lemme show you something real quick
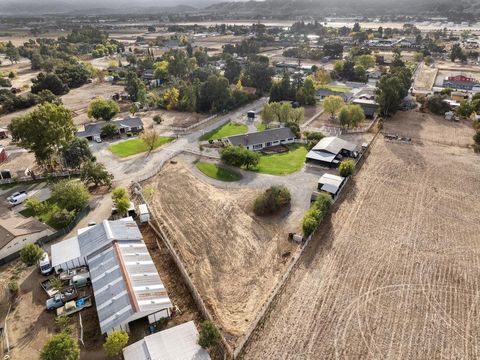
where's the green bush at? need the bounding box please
[302,192,332,236]
[254,186,291,216]
[198,320,220,349]
[40,332,80,360]
[103,330,129,357]
[52,209,75,228]
[8,280,19,296]
[339,159,355,177]
[153,114,163,124]
[20,243,44,266]
[220,145,259,169]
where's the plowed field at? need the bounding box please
[242,111,480,359]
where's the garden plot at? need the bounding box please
[242,111,480,359]
[144,160,297,346]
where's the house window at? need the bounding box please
[266,142,272,147]
[253,144,263,150]
[273,141,280,144]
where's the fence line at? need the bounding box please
[0,170,80,185]
[133,183,231,358]
[234,126,382,358]
[156,114,218,133]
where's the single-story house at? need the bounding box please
[225,128,296,151]
[51,219,173,334]
[306,136,357,168]
[76,116,144,141]
[352,98,378,118]
[318,173,346,198]
[0,214,54,262]
[123,321,211,360]
[316,89,353,102]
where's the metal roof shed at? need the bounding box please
[318,173,346,197]
[123,321,211,360]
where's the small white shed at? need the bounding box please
[138,204,150,223]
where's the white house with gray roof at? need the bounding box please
[51,219,173,334]
[225,127,296,151]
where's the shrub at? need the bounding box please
[220,145,259,169]
[103,330,129,357]
[198,320,220,349]
[8,280,19,296]
[0,77,12,87]
[426,95,451,115]
[339,159,355,177]
[153,114,163,124]
[51,180,90,212]
[24,196,45,216]
[55,315,72,334]
[301,192,332,236]
[52,209,75,228]
[254,186,291,216]
[40,332,80,360]
[20,243,44,266]
[377,117,384,130]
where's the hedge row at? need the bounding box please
[302,192,332,236]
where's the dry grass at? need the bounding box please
[144,160,296,346]
[242,110,480,359]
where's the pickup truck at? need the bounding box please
[46,287,77,311]
[59,267,90,281]
[41,278,67,298]
[56,297,92,316]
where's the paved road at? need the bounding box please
[95,97,268,185]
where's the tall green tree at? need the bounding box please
[125,72,147,103]
[62,138,93,168]
[87,97,120,121]
[9,103,75,166]
[51,180,90,212]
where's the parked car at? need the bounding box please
[46,287,77,311]
[8,192,28,206]
[38,252,53,275]
[6,191,26,202]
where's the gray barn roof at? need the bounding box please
[227,127,296,147]
[311,136,357,155]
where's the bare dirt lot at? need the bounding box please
[144,160,297,345]
[241,110,480,359]
[0,81,125,127]
[141,109,209,129]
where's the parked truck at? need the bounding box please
[46,287,77,311]
[56,297,93,316]
[59,267,89,281]
[41,278,66,298]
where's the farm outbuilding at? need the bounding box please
[123,321,211,360]
[306,137,357,168]
[51,218,173,334]
[318,173,346,198]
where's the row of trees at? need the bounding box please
[269,72,316,106]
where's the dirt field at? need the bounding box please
[414,63,438,91]
[141,109,209,129]
[0,81,125,127]
[241,110,480,359]
[144,160,297,345]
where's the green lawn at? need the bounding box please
[255,123,267,131]
[254,145,308,176]
[200,122,248,141]
[20,201,64,230]
[196,162,242,182]
[108,137,174,157]
[319,85,352,93]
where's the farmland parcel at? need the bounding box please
[242,111,480,359]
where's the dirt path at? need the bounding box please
[241,112,480,359]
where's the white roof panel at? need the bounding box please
[51,236,81,268]
[123,321,211,360]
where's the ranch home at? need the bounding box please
[225,128,297,151]
[51,218,173,334]
[76,116,144,141]
[0,213,54,263]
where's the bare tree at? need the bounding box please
[141,129,160,156]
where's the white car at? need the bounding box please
[7,191,26,202]
[8,192,28,206]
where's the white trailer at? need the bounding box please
[138,203,150,223]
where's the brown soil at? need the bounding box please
[242,110,480,359]
[144,160,296,346]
